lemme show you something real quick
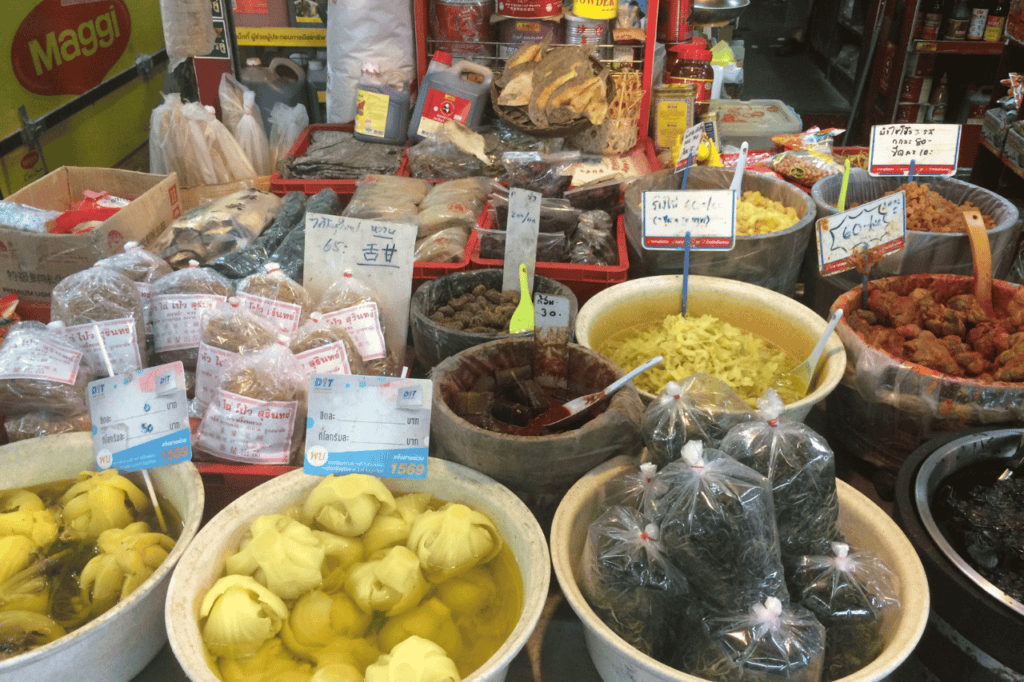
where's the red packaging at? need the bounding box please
[432,0,494,57]
[657,0,694,42]
[494,0,561,19]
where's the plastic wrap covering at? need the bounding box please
[154,99,256,188]
[769,150,842,188]
[0,321,94,416]
[289,312,366,378]
[315,271,399,376]
[0,200,59,233]
[603,463,667,517]
[804,170,1022,316]
[580,506,690,662]
[570,210,616,265]
[4,411,91,442]
[195,298,280,411]
[236,264,311,333]
[268,102,309,172]
[50,266,147,375]
[150,262,233,372]
[790,542,900,682]
[208,191,307,280]
[650,441,786,613]
[96,242,173,284]
[640,376,757,466]
[342,175,431,223]
[686,597,825,682]
[719,391,840,566]
[196,339,307,465]
[416,178,491,237]
[501,150,580,198]
[624,168,816,295]
[830,274,1024,471]
[150,189,282,269]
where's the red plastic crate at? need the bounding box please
[469,208,629,306]
[195,462,298,526]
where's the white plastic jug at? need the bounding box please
[408,57,493,142]
[240,57,308,129]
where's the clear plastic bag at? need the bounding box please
[149,93,180,176]
[315,270,398,376]
[271,189,342,284]
[150,261,234,371]
[570,209,617,266]
[687,597,826,682]
[489,192,581,236]
[207,191,305,280]
[580,506,690,662]
[651,441,786,613]
[159,0,215,70]
[4,411,91,442]
[415,178,491,237]
[604,462,667,514]
[218,73,249,137]
[0,200,59,233]
[415,227,469,263]
[342,175,430,222]
[268,102,309,173]
[234,90,272,176]
[719,390,841,566]
[235,263,311,333]
[770,150,842,189]
[563,176,629,212]
[501,150,580,198]
[641,375,757,467]
[174,101,257,188]
[408,131,489,180]
[475,224,567,262]
[289,311,366,379]
[0,321,94,417]
[789,542,900,681]
[96,242,173,285]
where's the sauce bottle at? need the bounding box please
[929,73,949,122]
[985,0,1008,40]
[665,38,714,117]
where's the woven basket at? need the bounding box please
[569,117,639,155]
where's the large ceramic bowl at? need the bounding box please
[0,432,204,682]
[551,458,930,682]
[575,274,846,419]
[166,458,550,682]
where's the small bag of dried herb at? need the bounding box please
[651,441,787,614]
[641,375,757,467]
[580,505,690,662]
[569,210,617,266]
[501,150,580,198]
[719,389,841,567]
[685,597,826,682]
[790,542,899,681]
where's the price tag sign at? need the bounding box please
[534,292,570,328]
[815,191,907,275]
[869,123,961,176]
[87,362,191,472]
[503,188,542,293]
[304,375,432,479]
[675,123,705,171]
[641,190,736,250]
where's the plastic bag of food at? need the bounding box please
[415,178,491,237]
[771,126,843,154]
[790,542,900,681]
[96,242,174,340]
[218,73,249,136]
[314,270,398,376]
[719,390,840,566]
[0,201,59,233]
[489,194,581,235]
[50,265,147,376]
[207,191,306,279]
[641,376,757,466]
[173,101,257,188]
[475,225,567,262]
[580,506,690,662]
[420,177,491,209]
[415,227,469,263]
[196,337,307,465]
[604,462,667,514]
[4,411,91,442]
[150,261,233,371]
[0,321,94,416]
[236,263,311,334]
[271,189,342,283]
[563,176,629,213]
[687,597,825,682]
[342,175,429,223]
[234,90,272,176]
[289,311,366,379]
[268,102,309,172]
[570,210,617,265]
[770,150,842,188]
[651,441,786,613]
[150,189,282,269]
[501,150,580,198]
[195,297,280,411]
[407,123,493,180]
[149,93,183,176]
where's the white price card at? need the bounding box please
[642,190,736,250]
[504,188,542,293]
[869,123,961,176]
[304,214,416,364]
[534,292,570,328]
[87,362,191,473]
[305,375,432,478]
[675,123,705,171]
[815,191,907,276]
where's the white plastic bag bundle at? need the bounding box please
[235,91,272,175]
[176,102,256,187]
[218,73,248,134]
[158,0,215,71]
[149,93,182,175]
[268,102,309,171]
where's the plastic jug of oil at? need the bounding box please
[240,56,307,127]
[354,63,412,144]
[407,53,493,142]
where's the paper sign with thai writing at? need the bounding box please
[815,191,907,275]
[503,188,541,293]
[534,292,570,328]
[88,362,191,473]
[304,214,416,364]
[869,123,960,176]
[675,123,705,170]
[642,190,736,250]
[304,375,432,478]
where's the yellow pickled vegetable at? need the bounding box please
[736,191,799,236]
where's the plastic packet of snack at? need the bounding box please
[208,191,307,280]
[488,194,581,235]
[150,261,234,371]
[415,227,469,263]
[475,224,567,262]
[342,175,428,223]
[563,176,629,212]
[0,321,94,417]
[771,126,845,154]
[770,150,842,188]
[0,200,60,233]
[289,311,366,379]
[314,270,398,376]
[570,210,616,266]
[235,262,311,334]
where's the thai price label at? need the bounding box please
[815,191,907,275]
[534,292,570,328]
[134,282,154,336]
[295,342,353,380]
[194,342,239,411]
[504,188,541,293]
[237,292,303,334]
[0,336,81,385]
[869,123,960,176]
[305,375,432,479]
[642,190,737,250]
[151,294,228,352]
[321,301,387,361]
[197,392,298,465]
[88,362,190,473]
[675,122,705,170]
[62,318,142,377]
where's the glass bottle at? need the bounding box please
[967,0,990,39]
[944,0,971,38]
[984,0,1008,40]
[929,73,949,122]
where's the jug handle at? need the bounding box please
[268,57,306,83]
[453,60,494,85]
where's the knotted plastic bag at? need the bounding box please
[289,311,366,379]
[268,102,309,172]
[790,542,900,681]
[719,389,841,566]
[150,261,233,371]
[236,263,312,334]
[315,270,399,376]
[604,462,667,515]
[641,375,757,466]
[235,91,272,176]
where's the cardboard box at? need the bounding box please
[1,167,181,311]
[1004,126,1024,171]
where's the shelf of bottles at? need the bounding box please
[915,0,1010,47]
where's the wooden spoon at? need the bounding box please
[963,208,994,317]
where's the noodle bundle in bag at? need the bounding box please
[0,321,94,417]
[95,242,174,340]
[315,270,399,376]
[194,297,279,413]
[50,265,147,376]
[196,337,307,465]
[236,263,311,334]
[719,390,841,566]
[790,542,900,681]
[289,312,366,380]
[641,375,757,467]
[686,597,825,682]
[150,261,233,373]
[342,175,430,223]
[652,441,786,613]
[581,506,690,661]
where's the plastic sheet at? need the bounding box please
[4,411,91,442]
[0,321,94,417]
[580,506,690,662]
[267,103,309,173]
[719,390,840,566]
[570,210,616,266]
[640,375,757,466]
[208,191,307,280]
[650,441,786,613]
[272,189,342,283]
[0,201,59,233]
[150,262,234,371]
[624,168,816,295]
